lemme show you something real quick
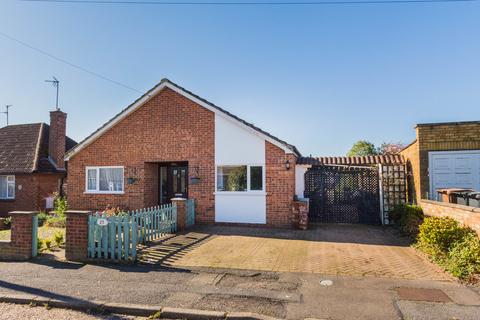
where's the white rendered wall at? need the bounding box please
[214,114,266,224]
[295,165,310,198]
[215,194,266,223]
[215,114,265,165]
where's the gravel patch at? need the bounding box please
[196,294,286,318]
[218,272,299,292]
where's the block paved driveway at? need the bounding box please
[145,224,451,281]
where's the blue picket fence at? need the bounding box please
[186,199,195,228]
[87,203,177,261]
[131,205,177,243]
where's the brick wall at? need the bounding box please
[0,173,62,216]
[420,199,480,237]
[266,142,297,227]
[0,211,36,260]
[401,122,480,202]
[67,87,216,223]
[400,139,420,203]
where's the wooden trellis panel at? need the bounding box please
[380,164,407,224]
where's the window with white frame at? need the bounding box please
[85,167,124,193]
[0,175,15,199]
[216,165,264,192]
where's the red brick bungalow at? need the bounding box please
[65,79,301,227]
[0,111,76,216]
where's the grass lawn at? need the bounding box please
[0,226,65,242]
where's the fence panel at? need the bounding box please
[130,204,177,244]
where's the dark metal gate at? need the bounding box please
[304,165,381,224]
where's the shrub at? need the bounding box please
[53,192,68,217]
[37,212,48,226]
[3,216,12,228]
[417,217,469,256]
[446,233,480,279]
[102,205,128,217]
[37,238,43,251]
[45,215,66,228]
[54,231,64,247]
[44,238,52,250]
[390,204,424,238]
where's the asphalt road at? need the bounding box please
[0,258,479,319]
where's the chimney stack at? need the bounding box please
[49,110,67,170]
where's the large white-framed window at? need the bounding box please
[216,165,265,193]
[85,166,124,194]
[0,175,15,199]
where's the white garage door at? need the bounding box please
[429,150,480,198]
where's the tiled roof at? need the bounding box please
[297,154,405,166]
[0,123,77,174]
[66,78,301,158]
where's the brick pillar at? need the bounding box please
[172,198,187,232]
[65,210,90,261]
[292,200,309,230]
[8,211,38,260]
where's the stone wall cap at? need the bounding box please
[8,211,38,215]
[171,198,187,201]
[65,210,92,214]
[420,199,478,213]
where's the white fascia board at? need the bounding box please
[66,81,294,160]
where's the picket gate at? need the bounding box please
[87,203,177,261]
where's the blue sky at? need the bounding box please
[0,0,479,156]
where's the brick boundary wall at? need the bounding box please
[419,200,480,237]
[65,210,91,261]
[0,211,37,261]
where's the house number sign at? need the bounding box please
[97,218,109,226]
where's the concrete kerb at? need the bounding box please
[0,293,283,320]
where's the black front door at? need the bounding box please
[168,166,188,199]
[160,164,188,204]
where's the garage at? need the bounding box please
[429,150,480,198]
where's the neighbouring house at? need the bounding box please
[400,121,480,203]
[65,79,300,227]
[0,110,76,216]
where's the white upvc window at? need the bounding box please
[216,165,265,193]
[0,175,15,199]
[85,166,124,194]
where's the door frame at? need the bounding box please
[158,162,189,204]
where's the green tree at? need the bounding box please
[347,140,378,157]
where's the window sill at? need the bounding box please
[214,192,267,196]
[0,198,15,202]
[84,191,125,195]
